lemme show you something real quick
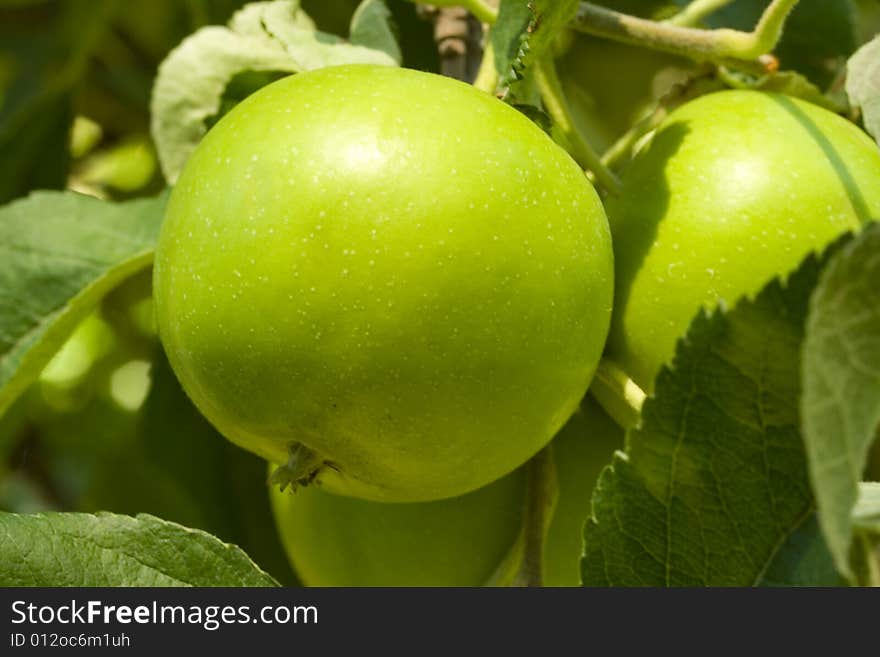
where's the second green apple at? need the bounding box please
[270,397,623,587]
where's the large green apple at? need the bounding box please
[606,89,880,391]
[154,64,614,502]
[269,397,623,586]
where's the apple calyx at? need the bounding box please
[269,443,328,492]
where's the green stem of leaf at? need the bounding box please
[472,42,499,93]
[665,0,736,28]
[534,60,623,195]
[571,0,799,63]
[589,359,646,430]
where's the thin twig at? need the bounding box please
[571,0,799,65]
[535,61,623,195]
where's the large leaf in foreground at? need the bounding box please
[0,190,168,417]
[582,249,840,586]
[802,223,880,581]
[0,512,277,586]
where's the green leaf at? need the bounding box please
[519,0,581,66]
[757,513,845,586]
[150,15,300,184]
[0,190,168,418]
[250,0,397,69]
[846,35,880,143]
[0,511,278,586]
[151,0,397,183]
[583,248,840,586]
[489,0,539,104]
[350,0,402,64]
[491,0,578,99]
[803,223,880,581]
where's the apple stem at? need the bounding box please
[570,0,799,66]
[534,60,623,196]
[665,0,736,28]
[589,359,646,431]
[484,445,558,587]
[519,446,558,587]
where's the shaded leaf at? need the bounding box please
[757,513,845,586]
[583,247,840,586]
[350,0,401,64]
[0,190,168,417]
[847,36,880,142]
[802,223,880,581]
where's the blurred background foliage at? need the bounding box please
[1,0,878,583]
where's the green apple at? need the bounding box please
[270,397,623,586]
[154,64,613,502]
[606,89,880,391]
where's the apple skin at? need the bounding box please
[269,397,623,586]
[271,455,526,587]
[154,64,613,502]
[606,89,880,391]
